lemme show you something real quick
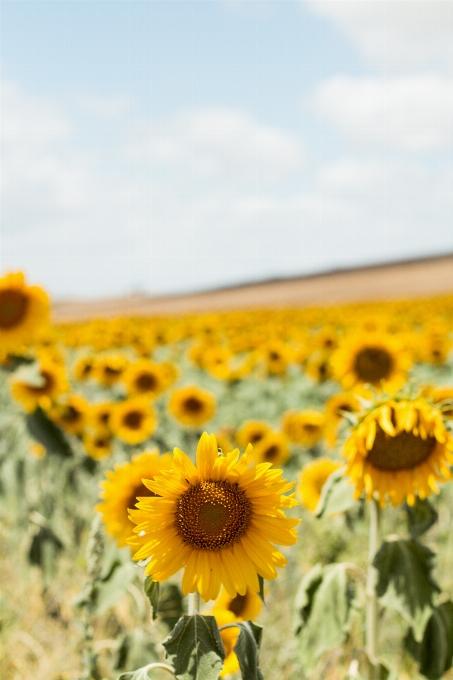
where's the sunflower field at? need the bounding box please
[2,271,453,680]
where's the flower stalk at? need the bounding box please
[188,590,201,615]
[366,497,381,680]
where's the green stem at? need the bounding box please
[188,590,201,615]
[143,663,175,677]
[366,497,381,680]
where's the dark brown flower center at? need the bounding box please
[262,445,280,461]
[354,347,393,384]
[228,592,248,617]
[183,397,203,414]
[135,372,158,392]
[29,370,54,395]
[367,426,436,471]
[127,481,157,510]
[175,480,252,550]
[62,405,81,423]
[123,409,144,429]
[249,431,266,444]
[104,366,122,378]
[0,289,29,329]
[303,423,320,433]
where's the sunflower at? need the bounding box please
[73,354,95,382]
[431,387,453,418]
[331,332,411,393]
[10,357,69,412]
[128,432,300,601]
[0,271,50,355]
[83,430,113,460]
[305,351,332,383]
[281,410,325,447]
[94,352,129,387]
[259,340,293,376]
[110,397,157,445]
[88,401,115,431]
[168,385,216,427]
[325,393,360,447]
[202,346,233,381]
[343,398,453,507]
[122,359,169,397]
[49,394,89,435]
[97,450,173,547]
[212,586,262,622]
[253,431,290,466]
[236,421,271,450]
[213,609,241,677]
[299,459,342,512]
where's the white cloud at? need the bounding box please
[310,74,453,151]
[306,0,453,69]
[73,92,132,119]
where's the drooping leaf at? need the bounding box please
[315,469,356,518]
[405,498,438,539]
[374,539,439,640]
[143,575,160,621]
[293,563,324,634]
[233,621,264,680]
[26,407,73,458]
[297,563,353,673]
[163,614,225,680]
[159,583,185,630]
[28,525,64,574]
[419,601,453,679]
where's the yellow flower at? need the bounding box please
[299,459,342,512]
[253,431,290,466]
[431,387,453,418]
[128,432,300,601]
[94,352,129,387]
[343,398,453,507]
[29,442,46,459]
[0,271,50,355]
[325,393,360,446]
[213,586,262,622]
[214,609,240,677]
[259,340,293,376]
[97,449,173,547]
[168,385,216,427]
[282,410,325,447]
[110,397,157,445]
[202,346,233,380]
[83,430,113,460]
[236,421,271,450]
[331,332,412,393]
[72,354,95,382]
[10,357,69,412]
[122,359,169,397]
[88,401,115,431]
[49,394,89,435]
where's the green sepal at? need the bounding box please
[143,575,160,621]
[373,538,439,640]
[162,614,225,680]
[233,621,264,680]
[315,468,356,518]
[26,407,73,458]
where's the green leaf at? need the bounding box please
[143,575,160,621]
[26,407,73,458]
[233,621,264,680]
[419,601,453,679]
[406,499,438,539]
[293,563,324,634]
[374,538,439,640]
[159,583,185,631]
[297,563,353,673]
[315,469,356,518]
[95,562,136,615]
[257,575,265,604]
[163,614,225,680]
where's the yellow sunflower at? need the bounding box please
[212,586,263,622]
[128,432,300,602]
[10,357,69,412]
[97,450,173,547]
[325,393,360,446]
[343,398,453,507]
[88,401,115,431]
[236,421,271,450]
[110,397,157,445]
[72,354,95,382]
[431,387,453,418]
[299,459,342,512]
[282,410,325,447]
[331,332,412,393]
[83,430,113,460]
[213,609,241,677]
[253,431,290,466]
[0,271,50,355]
[48,394,89,435]
[168,385,216,427]
[94,352,129,387]
[122,359,169,397]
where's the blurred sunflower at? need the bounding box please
[325,393,360,446]
[88,401,114,431]
[282,410,325,447]
[299,459,342,512]
[202,346,233,380]
[72,354,95,382]
[94,352,129,387]
[11,356,69,412]
[331,332,411,393]
[236,421,271,450]
[344,398,453,507]
[110,397,157,445]
[122,359,169,397]
[168,385,216,427]
[0,271,50,355]
[213,609,241,677]
[49,394,89,435]
[253,431,290,466]
[83,430,113,460]
[128,432,300,601]
[431,387,453,418]
[97,449,172,547]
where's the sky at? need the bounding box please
[1,0,452,299]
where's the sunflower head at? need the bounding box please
[83,430,113,460]
[253,431,290,466]
[431,387,453,419]
[73,354,95,382]
[49,394,89,435]
[128,432,300,601]
[110,396,157,445]
[88,401,115,431]
[10,357,69,412]
[299,459,342,512]
[235,421,271,450]
[282,410,325,447]
[168,385,216,427]
[94,353,129,386]
[0,271,50,354]
[343,397,453,507]
[122,359,169,397]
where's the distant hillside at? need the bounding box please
[53,253,453,323]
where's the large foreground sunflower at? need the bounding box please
[344,398,453,507]
[128,433,300,601]
[97,450,173,547]
[0,271,50,355]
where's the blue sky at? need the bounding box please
[1,1,452,299]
